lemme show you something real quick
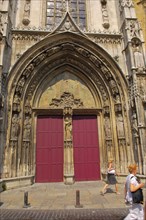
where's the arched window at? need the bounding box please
[46,0,86,30]
[70,0,86,30]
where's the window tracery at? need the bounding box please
[46,0,86,30]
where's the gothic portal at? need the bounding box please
[0,0,146,189]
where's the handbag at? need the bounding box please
[131,188,143,204]
[108,169,115,174]
[130,176,143,204]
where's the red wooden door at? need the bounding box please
[73,115,100,181]
[36,116,63,182]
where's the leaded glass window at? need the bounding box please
[46,0,86,30]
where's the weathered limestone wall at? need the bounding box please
[0,0,145,189]
[133,0,146,50]
[11,0,128,79]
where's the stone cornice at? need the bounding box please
[11,28,122,42]
[12,27,122,35]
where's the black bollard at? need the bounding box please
[75,190,83,208]
[23,191,31,208]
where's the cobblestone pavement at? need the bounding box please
[1,181,128,210]
[1,181,145,220]
[0,208,128,220]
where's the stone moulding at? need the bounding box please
[1,175,34,190]
[11,29,122,43]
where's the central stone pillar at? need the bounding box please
[63,107,74,184]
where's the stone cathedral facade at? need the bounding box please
[0,0,146,189]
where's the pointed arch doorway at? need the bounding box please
[34,70,102,184]
[35,113,100,183]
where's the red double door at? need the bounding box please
[36,115,100,183]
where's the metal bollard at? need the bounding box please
[75,190,83,208]
[23,191,31,208]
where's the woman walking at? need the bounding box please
[124,164,144,220]
[101,159,120,195]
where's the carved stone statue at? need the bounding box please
[11,114,20,139]
[129,21,139,38]
[109,79,118,95]
[101,4,110,29]
[22,0,31,25]
[24,98,32,114]
[104,116,111,138]
[133,47,145,70]
[16,76,25,94]
[23,116,31,140]
[64,117,72,140]
[116,113,125,137]
[23,63,34,78]
[13,93,20,112]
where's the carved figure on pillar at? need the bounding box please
[100,0,110,29]
[129,21,139,38]
[23,63,34,78]
[104,116,112,139]
[116,113,125,137]
[16,76,26,94]
[109,79,118,95]
[10,140,18,177]
[139,82,146,101]
[23,116,31,140]
[22,0,31,25]
[63,107,74,184]
[24,98,32,114]
[64,117,72,140]
[133,46,145,73]
[13,93,21,112]
[11,114,20,140]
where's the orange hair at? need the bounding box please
[128,164,137,173]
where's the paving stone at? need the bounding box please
[0,208,128,220]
